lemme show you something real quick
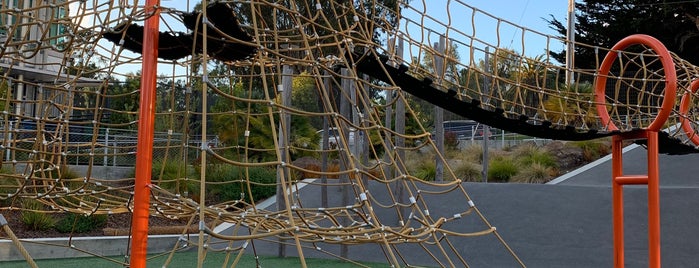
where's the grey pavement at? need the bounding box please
[230,144,699,267]
[555,144,699,188]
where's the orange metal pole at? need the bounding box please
[611,135,624,268]
[647,131,661,268]
[130,1,160,267]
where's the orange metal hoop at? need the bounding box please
[679,79,699,145]
[595,34,677,132]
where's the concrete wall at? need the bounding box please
[2,164,133,180]
[0,234,195,261]
[67,165,133,180]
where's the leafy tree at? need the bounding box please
[291,72,323,129]
[104,74,141,129]
[0,78,9,113]
[469,48,556,114]
[230,0,403,46]
[547,0,699,68]
[155,76,201,133]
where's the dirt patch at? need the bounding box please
[0,209,194,239]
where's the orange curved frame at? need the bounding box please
[595,34,677,132]
[595,34,670,268]
[679,80,699,145]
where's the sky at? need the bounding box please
[465,0,570,36]
[398,0,572,64]
[96,0,574,76]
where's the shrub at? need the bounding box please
[59,166,80,180]
[513,143,558,168]
[0,171,20,207]
[207,165,277,204]
[570,139,611,162]
[245,166,278,203]
[444,131,460,151]
[152,160,199,197]
[511,163,555,184]
[454,161,482,182]
[55,213,108,233]
[414,160,437,181]
[20,200,55,230]
[488,158,518,182]
[461,144,483,164]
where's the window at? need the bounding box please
[49,2,67,48]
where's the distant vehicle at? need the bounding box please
[442,120,485,139]
[316,127,359,151]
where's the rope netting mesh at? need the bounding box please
[0,0,696,267]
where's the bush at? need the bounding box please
[414,161,437,181]
[488,158,518,182]
[152,160,199,197]
[0,171,20,207]
[55,213,108,233]
[207,165,277,204]
[461,144,483,164]
[513,143,558,168]
[444,131,460,151]
[511,163,555,184]
[20,200,55,230]
[570,139,611,162]
[405,151,436,181]
[454,161,482,182]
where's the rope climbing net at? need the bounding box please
[0,0,698,267]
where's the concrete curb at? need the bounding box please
[0,233,193,261]
[547,144,640,185]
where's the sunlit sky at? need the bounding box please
[163,0,570,34]
[100,1,573,76]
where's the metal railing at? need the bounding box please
[1,121,218,167]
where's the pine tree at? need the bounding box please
[547,0,699,68]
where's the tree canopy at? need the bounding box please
[548,0,699,68]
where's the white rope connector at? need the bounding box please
[316,2,322,10]
[423,209,430,216]
[453,213,462,219]
[359,192,367,201]
[244,130,250,137]
[409,196,416,204]
[468,200,475,207]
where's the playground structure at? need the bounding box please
[0,0,698,267]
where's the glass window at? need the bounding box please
[0,1,5,36]
[49,3,66,47]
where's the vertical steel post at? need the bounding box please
[130,0,160,267]
[611,135,624,267]
[611,130,661,268]
[647,131,661,267]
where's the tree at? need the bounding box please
[105,74,141,129]
[548,0,699,68]
[291,72,323,129]
[230,0,403,46]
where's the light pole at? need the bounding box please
[566,0,576,85]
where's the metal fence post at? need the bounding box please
[104,128,109,166]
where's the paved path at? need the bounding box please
[229,145,699,267]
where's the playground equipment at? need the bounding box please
[0,0,697,267]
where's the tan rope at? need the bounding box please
[0,214,38,268]
[11,0,699,267]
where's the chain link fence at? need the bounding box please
[1,121,218,167]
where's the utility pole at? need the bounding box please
[482,48,490,183]
[566,0,576,84]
